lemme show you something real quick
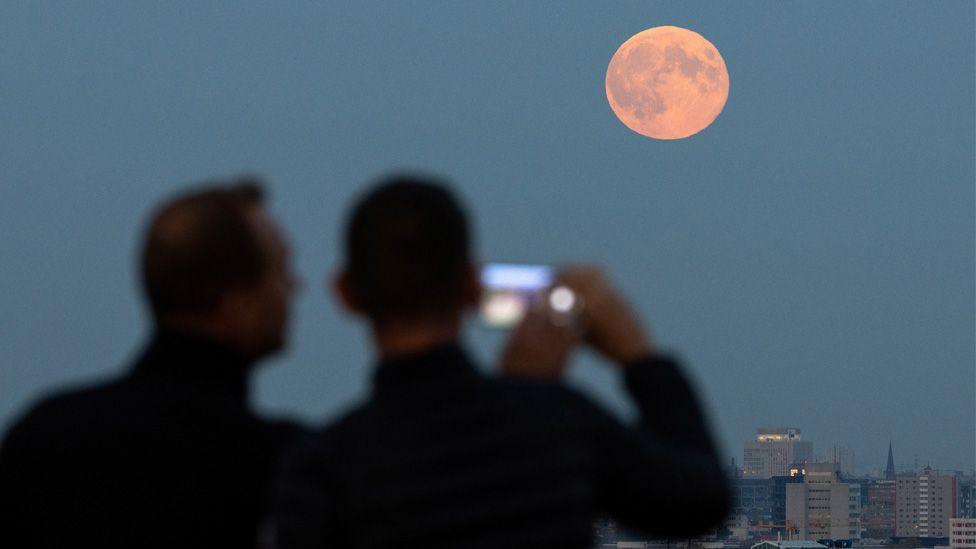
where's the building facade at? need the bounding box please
[732,478,776,525]
[744,427,814,479]
[773,474,807,531]
[786,463,854,542]
[863,479,897,539]
[847,481,862,540]
[728,475,808,540]
[958,475,976,519]
[862,444,898,540]
[950,518,976,549]
[895,467,957,538]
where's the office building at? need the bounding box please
[773,473,807,531]
[864,479,897,539]
[732,477,776,526]
[895,466,957,538]
[863,445,898,539]
[786,462,854,542]
[847,481,862,540]
[950,518,976,549]
[958,475,975,519]
[744,427,814,479]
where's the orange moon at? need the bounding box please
[606,26,729,140]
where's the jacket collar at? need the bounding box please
[372,342,481,398]
[131,330,253,404]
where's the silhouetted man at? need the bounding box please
[0,180,302,548]
[271,175,730,548]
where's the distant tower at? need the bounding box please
[885,442,896,480]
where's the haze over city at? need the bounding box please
[1,0,973,478]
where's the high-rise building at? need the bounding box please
[725,473,807,541]
[731,477,776,526]
[730,476,799,541]
[786,462,854,542]
[958,474,976,519]
[847,480,863,540]
[863,444,897,540]
[950,518,976,549]
[744,428,814,479]
[896,466,957,538]
[773,473,807,532]
[864,479,897,539]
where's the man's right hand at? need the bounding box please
[499,298,579,380]
[556,266,655,366]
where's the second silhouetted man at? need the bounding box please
[271,174,730,548]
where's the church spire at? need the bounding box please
[885,442,896,480]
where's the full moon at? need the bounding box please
[606,26,729,140]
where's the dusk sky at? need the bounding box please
[2,2,973,472]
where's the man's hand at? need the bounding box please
[499,298,580,380]
[556,266,655,366]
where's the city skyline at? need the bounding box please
[735,428,974,477]
[721,445,975,547]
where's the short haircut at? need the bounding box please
[345,174,471,321]
[141,178,267,321]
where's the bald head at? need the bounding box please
[141,180,266,323]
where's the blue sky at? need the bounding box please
[1,1,973,471]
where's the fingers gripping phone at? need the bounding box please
[480,263,580,328]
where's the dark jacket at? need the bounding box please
[0,332,303,548]
[272,343,730,548]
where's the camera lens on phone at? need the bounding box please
[548,286,576,313]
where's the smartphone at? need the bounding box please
[479,263,553,328]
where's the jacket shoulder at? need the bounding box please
[0,376,126,457]
[7,376,123,427]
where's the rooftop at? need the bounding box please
[751,542,827,549]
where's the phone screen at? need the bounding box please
[480,263,552,328]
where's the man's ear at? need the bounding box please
[214,289,243,318]
[333,270,363,315]
[209,289,255,333]
[461,262,482,310]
